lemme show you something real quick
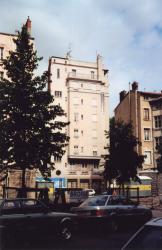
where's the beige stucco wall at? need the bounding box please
[49,55,109,187]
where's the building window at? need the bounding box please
[74,129,79,138]
[81,99,83,105]
[93,151,97,156]
[101,93,104,112]
[82,164,87,168]
[81,130,83,136]
[0,71,4,81]
[91,71,95,79]
[55,91,62,98]
[94,163,98,169]
[144,128,151,141]
[74,113,79,122]
[154,116,162,128]
[54,156,61,162]
[0,47,4,60]
[155,137,161,150]
[67,180,77,188]
[81,147,84,153]
[81,114,83,120]
[72,69,76,77]
[144,108,150,120]
[144,151,152,165]
[74,145,79,155]
[57,69,60,79]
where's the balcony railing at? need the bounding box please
[68,72,98,81]
[67,168,103,176]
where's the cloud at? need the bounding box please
[1,0,162,115]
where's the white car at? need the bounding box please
[84,189,95,196]
[122,217,162,249]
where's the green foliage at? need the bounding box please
[156,137,162,173]
[0,25,69,186]
[104,118,144,185]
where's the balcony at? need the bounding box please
[68,72,98,81]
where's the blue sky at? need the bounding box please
[1,0,162,115]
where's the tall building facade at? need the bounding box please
[115,82,162,172]
[48,55,109,190]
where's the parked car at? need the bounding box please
[121,217,162,249]
[71,195,152,232]
[84,189,96,197]
[0,198,77,248]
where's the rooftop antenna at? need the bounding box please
[66,43,72,59]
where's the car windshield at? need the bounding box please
[124,225,162,249]
[79,195,108,207]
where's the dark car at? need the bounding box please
[0,198,76,248]
[71,195,152,232]
[121,217,162,249]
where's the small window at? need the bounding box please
[81,114,83,120]
[81,147,84,153]
[74,129,79,138]
[155,137,161,150]
[74,145,79,155]
[81,99,83,105]
[93,151,97,156]
[0,47,4,60]
[91,71,95,79]
[74,112,79,122]
[94,163,98,169]
[81,130,83,136]
[55,91,62,98]
[57,69,60,79]
[72,69,76,77]
[144,151,152,165]
[144,128,151,141]
[154,116,162,128]
[144,108,149,120]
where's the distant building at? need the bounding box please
[47,55,109,190]
[115,82,162,172]
[0,17,33,80]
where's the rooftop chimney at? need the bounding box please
[120,90,127,102]
[26,16,32,36]
[132,81,138,91]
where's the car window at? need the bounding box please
[3,201,20,208]
[80,196,108,207]
[109,196,124,205]
[125,226,162,249]
[21,199,47,213]
[1,200,21,214]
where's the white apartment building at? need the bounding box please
[48,54,109,191]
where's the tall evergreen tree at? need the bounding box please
[0,24,69,188]
[104,118,144,187]
[156,137,162,173]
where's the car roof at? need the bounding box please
[145,217,162,227]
